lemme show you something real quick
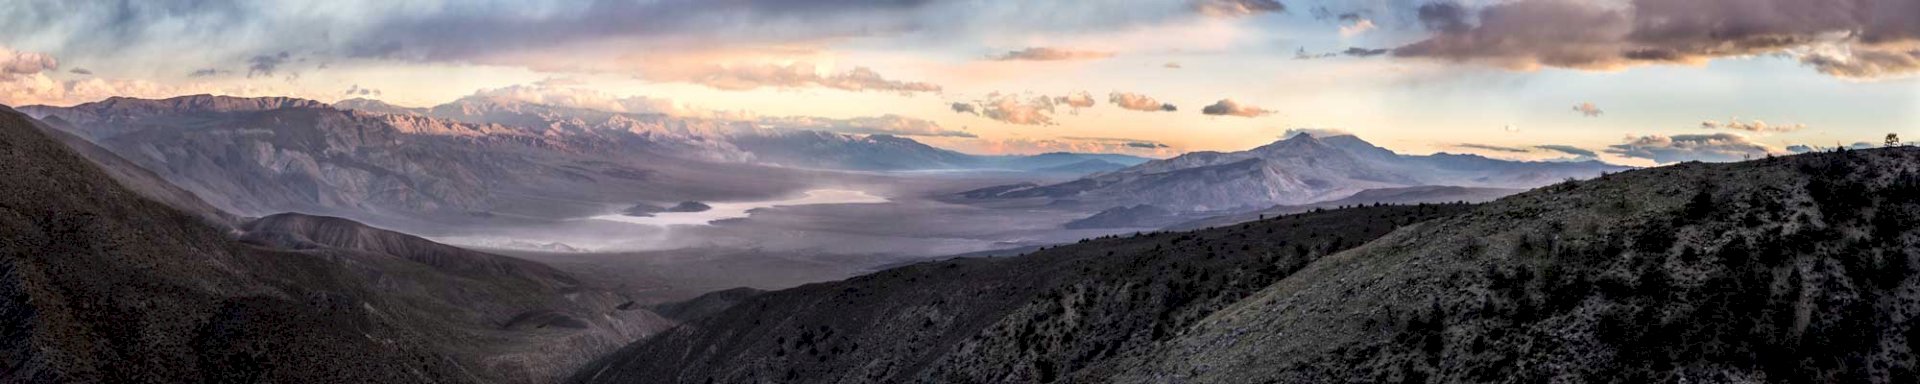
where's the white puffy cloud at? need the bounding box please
[1572,102,1602,117]
[1109,91,1177,112]
[2,47,58,79]
[758,115,975,138]
[1054,91,1096,109]
[464,79,712,117]
[975,92,1059,125]
[1700,118,1806,133]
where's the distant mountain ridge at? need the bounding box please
[967,133,1628,211]
[332,96,1150,171]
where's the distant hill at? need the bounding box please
[1166,185,1523,230]
[962,133,1627,212]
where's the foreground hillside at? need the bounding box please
[0,106,667,383]
[572,204,1472,383]
[576,146,1920,383]
[1100,147,1920,382]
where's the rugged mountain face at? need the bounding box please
[967,133,1627,211]
[0,105,471,382]
[20,95,821,225]
[570,204,1472,383]
[0,106,669,383]
[1098,147,1920,382]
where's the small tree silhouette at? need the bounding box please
[1889,133,1903,147]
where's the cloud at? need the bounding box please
[988,47,1116,61]
[1200,99,1273,117]
[1282,127,1353,138]
[643,62,940,94]
[1606,133,1778,163]
[246,51,290,78]
[1787,144,1817,153]
[1054,91,1096,109]
[1572,102,1603,117]
[1295,47,1338,60]
[1455,143,1531,153]
[2,47,58,80]
[950,102,980,115]
[1343,47,1389,57]
[1534,144,1598,159]
[343,84,382,97]
[187,68,228,78]
[922,136,1179,157]
[981,93,1059,125]
[760,115,976,138]
[0,47,190,107]
[1193,0,1286,17]
[467,79,703,116]
[1062,136,1172,149]
[1391,0,1920,79]
[1456,143,1603,161]
[1109,92,1177,112]
[1339,16,1377,37]
[67,68,91,75]
[1163,62,1183,69]
[1700,118,1806,133]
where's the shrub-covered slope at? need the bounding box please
[573,203,1471,383]
[1103,148,1920,383]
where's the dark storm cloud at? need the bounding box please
[1391,0,1920,79]
[950,102,979,115]
[1343,47,1388,57]
[247,51,290,78]
[1455,143,1531,153]
[1200,99,1272,117]
[187,68,228,77]
[1534,145,1598,159]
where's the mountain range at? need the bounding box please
[17,95,1143,228]
[964,133,1629,212]
[0,106,673,383]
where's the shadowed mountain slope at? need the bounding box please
[0,105,667,383]
[571,204,1472,383]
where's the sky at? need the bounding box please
[2,0,1916,166]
